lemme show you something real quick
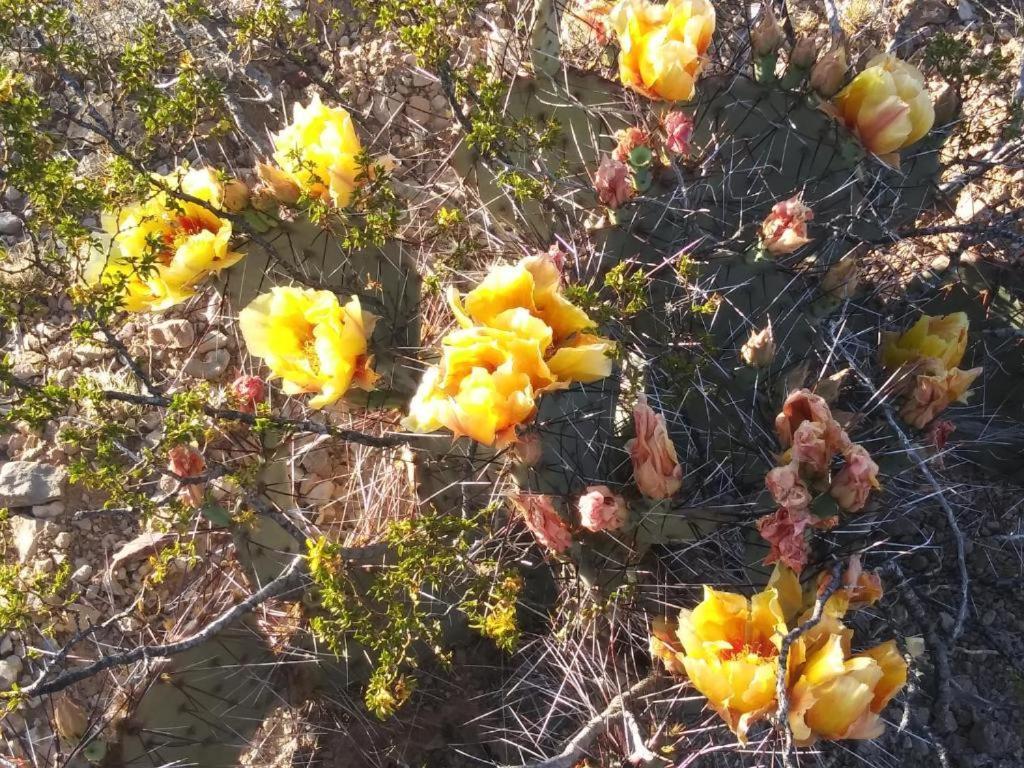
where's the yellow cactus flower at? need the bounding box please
[833,54,934,156]
[609,0,716,102]
[652,580,789,740]
[270,94,363,208]
[239,287,377,409]
[880,312,969,371]
[179,167,249,212]
[87,170,244,312]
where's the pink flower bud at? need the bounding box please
[510,494,572,553]
[595,156,634,209]
[757,506,811,573]
[761,195,813,255]
[577,484,629,532]
[663,111,694,155]
[829,444,880,513]
[626,395,684,500]
[230,374,266,413]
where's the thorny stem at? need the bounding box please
[775,559,845,766]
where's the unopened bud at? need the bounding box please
[751,6,785,56]
[256,161,301,206]
[741,323,776,368]
[821,255,860,301]
[790,36,818,70]
[811,45,848,97]
[220,178,250,212]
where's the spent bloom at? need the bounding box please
[578,485,629,532]
[86,168,245,313]
[833,54,934,156]
[229,374,266,413]
[168,444,206,508]
[791,419,832,475]
[765,462,812,514]
[595,156,634,208]
[626,394,684,499]
[608,0,716,102]
[821,255,861,301]
[757,506,812,573]
[403,251,614,446]
[818,555,884,612]
[511,494,572,553]
[663,110,694,155]
[651,565,908,744]
[578,0,615,46]
[239,287,377,409]
[611,126,654,164]
[740,323,776,368]
[775,388,850,454]
[900,363,982,429]
[266,94,363,208]
[761,195,813,255]
[790,36,817,70]
[829,444,880,513]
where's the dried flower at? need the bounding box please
[900,364,982,429]
[829,444,880,512]
[511,494,572,553]
[168,444,206,508]
[927,419,956,452]
[757,506,812,573]
[791,420,831,475]
[761,195,813,255]
[612,126,653,163]
[775,388,850,454]
[595,156,634,208]
[818,555,883,612]
[579,0,615,46]
[663,110,694,154]
[740,323,776,367]
[608,0,716,102]
[833,54,934,155]
[514,431,545,466]
[765,462,812,514]
[821,255,860,301]
[626,394,684,499]
[810,45,847,97]
[578,484,629,532]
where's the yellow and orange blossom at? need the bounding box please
[86,168,245,312]
[651,565,908,745]
[609,0,716,102]
[239,287,377,409]
[403,251,614,446]
[833,54,934,156]
[880,311,969,371]
[269,94,363,208]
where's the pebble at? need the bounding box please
[194,329,231,355]
[31,500,65,519]
[148,319,195,349]
[53,531,73,549]
[0,461,67,507]
[184,347,231,380]
[11,517,44,563]
[0,656,23,687]
[0,211,23,235]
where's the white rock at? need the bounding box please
[0,461,66,507]
[0,635,11,656]
[31,500,65,519]
[72,344,109,364]
[299,475,335,506]
[11,516,44,563]
[300,447,334,478]
[53,531,73,549]
[371,93,404,124]
[148,319,195,349]
[184,347,231,380]
[11,350,46,379]
[0,656,23,687]
[194,329,230,355]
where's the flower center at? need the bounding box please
[720,634,777,661]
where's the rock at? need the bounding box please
[0,212,23,235]
[371,93,404,125]
[11,350,46,379]
[31,500,65,519]
[11,516,44,562]
[108,531,175,574]
[406,94,433,122]
[299,445,334,477]
[938,611,955,632]
[970,722,1007,756]
[957,0,977,20]
[299,475,334,506]
[0,461,66,507]
[194,329,230,355]
[411,71,434,88]
[0,656,23,687]
[71,563,94,584]
[184,347,231,380]
[53,531,73,549]
[3,187,22,206]
[148,319,195,349]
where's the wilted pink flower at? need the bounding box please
[663,111,694,155]
[626,395,684,500]
[900,366,982,429]
[168,445,206,508]
[514,431,544,466]
[595,156,634,209]
[791,420,831,475]
[761,195,813,255]
[775,388,850,453]
[612,127,653,164]
[578,484,629,532]
[511,494,572,553]
[230,374,266,413]
[829,444,880,513]
[765,462,812,514]
[757,506,812,573]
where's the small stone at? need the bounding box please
[406,94,433,121]
[300,446,334,478]
[981,609,996,626]
[149,319,195,349]
[11,516,44,563]
[3,187,22,206]
[299,475,334,507]
[34,557,54,574]
[31,500,65,519]
[53,531,73,549]
[11,350,46,379]
[184,347,231,380]
[411,71,434,88]
[0,212,23,236]
[0,656,23,687]
[0,461,66,507]
[195,329,231,355]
